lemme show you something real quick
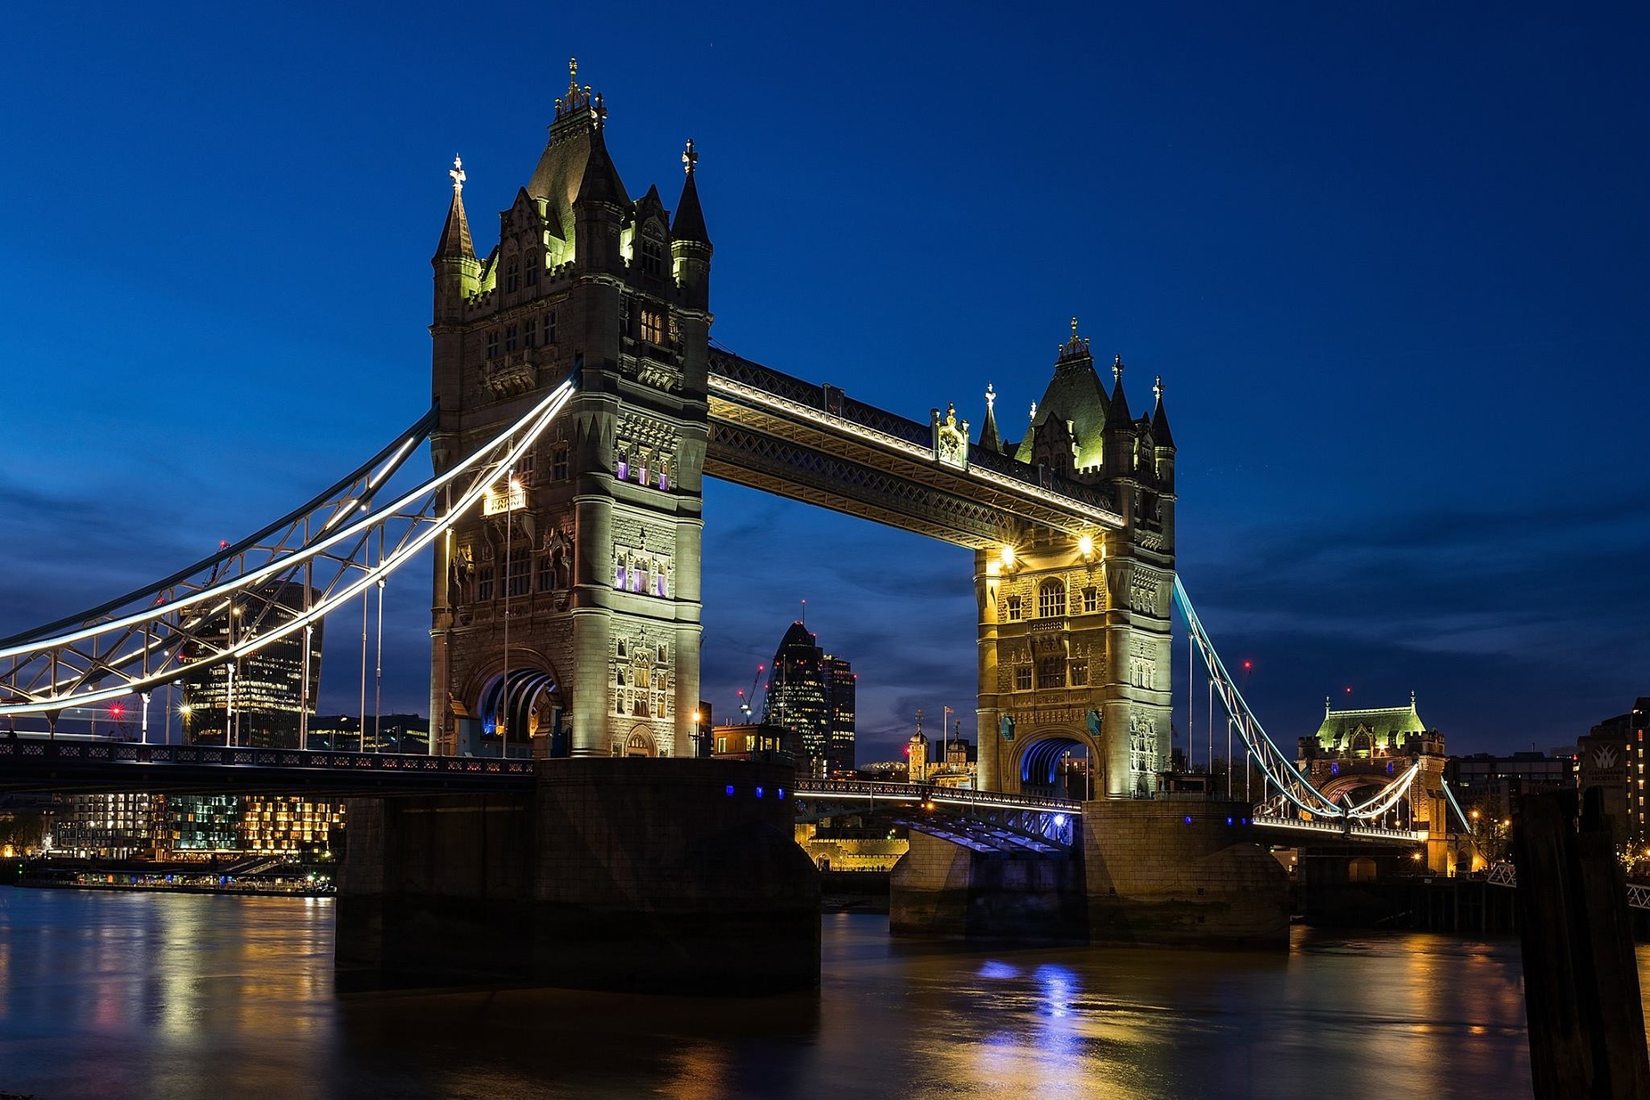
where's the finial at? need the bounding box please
[568,56,579,91]
[1070,316,1079,341]
[1113,354,1124,383]
[682,137,698,176]
[1029,400,1037,422]
[985,382,996,412]
[1411,690,1417,708]
[1153,375,1163,403]
[449,155,466,195]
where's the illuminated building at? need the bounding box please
[164,795,241,852]
[825,657,856,776]
[763,622,830,777]
[51,793,160,859]
[1579,699,1649,849]
[241,797,346,857]
[709,722,798,760]
[180,581,323,749]
[907,716,929,784]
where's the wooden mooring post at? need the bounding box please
[1513,789,1650,1098]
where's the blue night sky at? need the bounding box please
[1,4,1645,762]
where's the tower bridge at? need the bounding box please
[0,63,1480,985]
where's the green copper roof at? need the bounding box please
[1314,700,1427,750]
[1014,348,1110,468]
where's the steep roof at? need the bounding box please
[1107,357,1132,426]
[977,386,1001,453]
[432,186,475,264]
[1014,330,1109,466]
[1151,378,1176,448]
[1314,700,1427,750]
[671,167,711,246]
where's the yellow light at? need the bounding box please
[985,560,1001,578]
[999,545,1015,569]
[1077,534,1094,558]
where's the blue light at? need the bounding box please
[777,788,786,800]
[724,784,735,797]
[1054,814,1067,827]
[755,786,765,798]
[1226,816,1233,826]
[1184,815,1193,825]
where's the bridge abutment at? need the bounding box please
[336,758,819,993]
[889,831,1087,941]
[1082,799,1289,948]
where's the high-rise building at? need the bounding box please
[825,656,856,775]
[762,622,855,777]
[764,622,829,776]
[180,582,322,748]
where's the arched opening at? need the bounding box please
[623,725,657,758]
[1018,735,1093,800]
[475,668,563,758]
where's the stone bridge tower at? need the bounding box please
[428,61,711,759]
[974,323,1176,798]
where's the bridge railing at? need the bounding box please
[0,739,536,777]
[793,778,1081,814]
[1252,813,1428,841]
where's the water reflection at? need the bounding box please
[0,887,1554,1098]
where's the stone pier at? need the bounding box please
[1083,799,1289,947]
[889,799,1288,948]
[336,758,819,993]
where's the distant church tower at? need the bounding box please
[973,321,1176,797]
[428,60,712,758]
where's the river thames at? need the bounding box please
[0,885,1611,1099]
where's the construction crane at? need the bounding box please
[737,663,766,721]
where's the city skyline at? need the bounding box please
[1,5,1646,763]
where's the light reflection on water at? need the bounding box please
[0,886,1590,1099]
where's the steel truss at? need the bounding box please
[0,377,576,717]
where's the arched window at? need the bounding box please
[504,254,520,293]
[1038,579,1066,618]
[1005,595,1022,622]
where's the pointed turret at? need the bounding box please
[433,155,477,264]
[576,124,630,208]
[1150,374,1175,449]
[1107,355,1133,424]
[671,139,712,246]
[1014,318,1109,470]
[978,382,1002,453]
[671,139,713,311]
[432,155,481,329]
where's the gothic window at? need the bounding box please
[657,643,667,663]
[543,311,557,346]
[653,564,667,597]
[525,255,538,286]
[516,449,535,478]
[1082,587,1099,613]
[637,454,649,485]
[1005,595,1023,621]
[1069,660,1088,686]
[615,450,630,481]
[616,640,627,659]
[552,546,570,589]
[1038,579,1066,618]
[1036,656,1065,689]
[537,554,554,593]
[505,324,518,354]
[505,255,520,293]
[1014,666,1032,691]
[614,562,626,589]
[629,562,644,593]
[657,462,670,491]
[640,307,665,345]
[506,554,530,598]
[477,565,494,602]
[640,237,664,278]
[523,323,535,348]
[551,443,569,481]
[486,331,499,360]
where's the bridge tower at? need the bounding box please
[974,324,1176,797]
[428,61,712,758]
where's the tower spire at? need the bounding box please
[1151,373,1175,448]
[432,154,475,263]
[978,382,1002,452]
[671,138,711,246]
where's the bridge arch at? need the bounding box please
[462,650,565,757]
[1011,729,1099,801]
